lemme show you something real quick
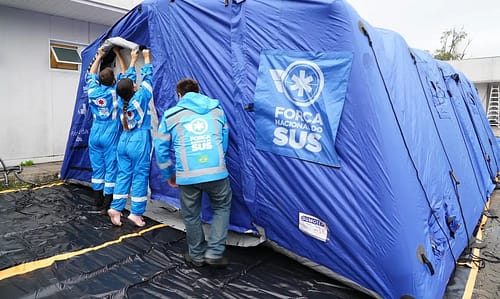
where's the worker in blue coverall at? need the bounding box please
[108,48,153,227]
[87,46,136,212]
[154,78,232,267]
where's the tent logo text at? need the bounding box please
[270,60,324,107]
[273,106,323,153]
[255,50,352,167]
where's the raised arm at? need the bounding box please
[113,47,127,74]
[140,49,153,87]
[143,49,151,64]
[89,47,106,75]
[121,48,139,82]
[130,48,139,68]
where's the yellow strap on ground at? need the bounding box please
[462,199,491,299]
[0,223,167,281]
[0,181,64,194]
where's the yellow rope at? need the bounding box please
[0,181,64,194]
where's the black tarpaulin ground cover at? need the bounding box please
[0,184,369,298]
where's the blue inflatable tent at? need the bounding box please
[61,1,500,298]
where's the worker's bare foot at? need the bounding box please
[108,209,122,226]
[128,214,145,227]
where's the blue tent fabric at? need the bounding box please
[454,71,500,175]
[61,1,500,298]
[438,61,498,194]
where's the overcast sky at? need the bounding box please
[347,0,500,58]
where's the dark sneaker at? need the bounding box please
[93,190,104,207]
[101,194,113,214]
[184,253,205,268]
[204,256,229,267]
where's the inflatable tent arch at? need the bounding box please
[61,1,500,298]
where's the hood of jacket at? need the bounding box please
[177,92,220,114]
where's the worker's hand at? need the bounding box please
[131,48,139,60]
[112,47,121,55]
[97,46,106,57]
[168,175,178,188]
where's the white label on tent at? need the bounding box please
[298,212,328,242]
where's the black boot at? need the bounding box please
[102,194,113,214]
[93,190,104,207]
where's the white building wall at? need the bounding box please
[0,6,108,166]
[449,57,500,113]
[475,83,489,111]
[449,57,500,83]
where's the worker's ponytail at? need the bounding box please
[116,78,135,131]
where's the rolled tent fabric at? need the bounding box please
[101,36,139,52]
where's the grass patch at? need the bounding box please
[0,181,31,191]
[20,160,34,167]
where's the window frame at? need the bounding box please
[50,42,82,71]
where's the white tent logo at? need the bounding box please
[270,60,324,107]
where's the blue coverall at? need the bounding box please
[87,68,136,195]
[111,63,153,216]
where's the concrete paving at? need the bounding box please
[472,190,500,298]
[471,125,500,298]
[8,161,61,186]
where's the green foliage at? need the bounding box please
[20,160,34,167]
[434,26,471,61]
[0,182,30,191]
